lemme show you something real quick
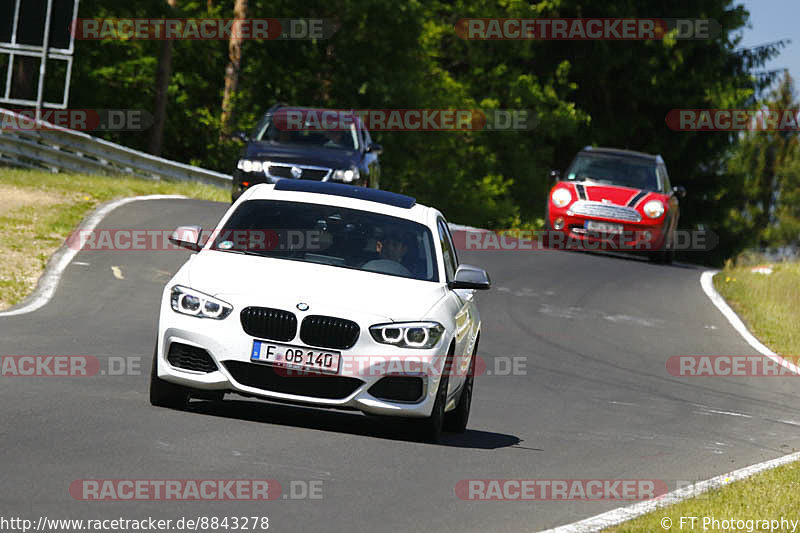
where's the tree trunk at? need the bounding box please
[220,0,248,138]
[148,0,178,156]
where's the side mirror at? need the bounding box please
[232,131,249,143]
[169,225,203,252]
[672,186,687,199]
[367,143,383,154]
[448,264,491,290]
[549,169,561,183]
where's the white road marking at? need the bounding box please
[111,266,124,280]
[538,271,800,532]
[0,195,186,317]
[539,451,800,532]
[73,261,90,266]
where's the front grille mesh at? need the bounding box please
[241,307,297,342]
[568,201,642,222]
[222,361,363,399]
[300,315,360,350]
[267,164,330,181]
[167,342,217,373]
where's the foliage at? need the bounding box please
[67,0,793,262]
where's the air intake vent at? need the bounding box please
[240,307,297,342]
[166,342,217,373]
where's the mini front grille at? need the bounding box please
[568,201,642,222]
[166,342,217,373]
[241,307,297,342]
[300,315,360,350]
[222,361,363,400]
[368,376,424,403]
[267,164,331,181]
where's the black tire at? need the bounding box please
[412,353,452,443]
[649,233,674,264]
[149,346,189,409]
[444,351,475,433]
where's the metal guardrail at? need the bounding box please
[0,107,232,187]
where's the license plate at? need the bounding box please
[251,340,341,374]
[585,220,624,234]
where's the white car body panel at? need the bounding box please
[155,183,483,418]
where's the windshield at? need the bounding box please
[565,154,660,191]
[252,113,360,151]
[211,200,439,282]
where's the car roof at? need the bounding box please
[240,182,433,224]
[580,146,664,164]
[274,179,415,208]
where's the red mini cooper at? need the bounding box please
[546,147,686,264]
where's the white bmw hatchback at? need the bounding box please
[150,180,490,442]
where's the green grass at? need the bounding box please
[0,167,228,309]
[602,258,800,531]
[603,461,800,532]
[714,259,800,357]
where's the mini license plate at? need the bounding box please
[251,340,341,374]
[585,220,624,234]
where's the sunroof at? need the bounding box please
[273,180,416,209]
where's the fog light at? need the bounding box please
[553,217,565,230]
[642,231,652,241]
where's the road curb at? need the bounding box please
[0,194,186,317]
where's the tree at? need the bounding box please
[148,0,178,156]
[728,72,800,250]
[220,0,247,137]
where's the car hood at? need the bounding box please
[184,250,445,322]
[572,183,647,205]
[244,143,359,169]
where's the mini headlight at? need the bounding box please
[551,188,572,208]
[170,286,232,319]
[370,322,444,349]
[643,200,665,219]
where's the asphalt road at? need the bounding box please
[1,198,797,532]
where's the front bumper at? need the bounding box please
[156,310,448,418]
[548,209,666,251]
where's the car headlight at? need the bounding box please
[643,200,665,219]
[237,159,264,173]
[170,286,233,319]
[333,167,359,183]
[551,188,572,208]
[370,322,445,349]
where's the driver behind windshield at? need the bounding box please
[376,235,409,264]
